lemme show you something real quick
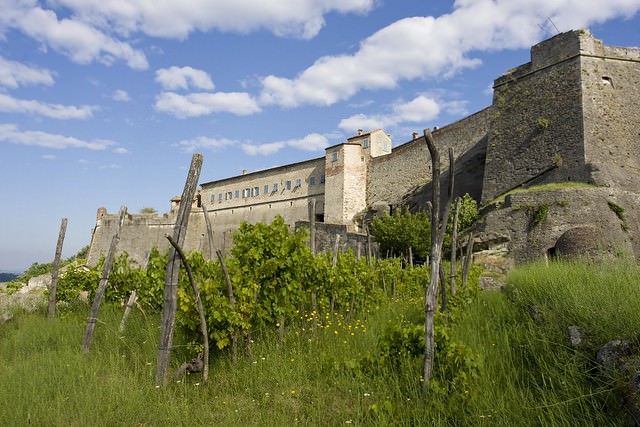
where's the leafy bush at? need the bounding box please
[371,209,431,262]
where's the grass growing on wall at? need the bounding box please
[489,182,595,206]
[1,259,638,425]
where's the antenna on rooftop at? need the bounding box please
[547,17,560,34]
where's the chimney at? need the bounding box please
[242,169,247,175]
[412,132,418,140]
[357,129,363,136]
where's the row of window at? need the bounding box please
[211,175,325,203]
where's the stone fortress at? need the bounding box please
[87,30,640,270]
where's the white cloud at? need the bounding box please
[0,56,55,88]
[155,66,215,91]
[339,95,440,133]
[242,132,329,156]
[1,1,148,69]
[242,141,285,156]
[112,89,131,101]
[0,123,116,150]
[41,154,56,160]
[155,91,261,117]
[113,147,129,154]
[260,0,640,108]
[46,0,376,40]
[0,93,94,119]
[177,136,237,152]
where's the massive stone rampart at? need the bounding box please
[367,107,491,209]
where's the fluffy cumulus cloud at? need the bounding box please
[339,95,440,132]
[0,0,374,69]
[0,1,148,69]
[177,136,237,152]
[0,56,55,89]
[0,123,116,150]
[155,91,261,117]
[155,66,215,91]
[46,0,376,40]
[260,0,640,108]
[0,93,94,119]
[112,89,131,101]
[242,133,329,156]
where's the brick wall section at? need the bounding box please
[581,41,640,190]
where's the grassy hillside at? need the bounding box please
[1,260,638,426]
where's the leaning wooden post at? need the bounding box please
[83,206,127,354]
[202,203,215,260]
[48,218,68,318]
[166,234,209,383]
[119,290,138,332]
[216,249,238,363]
[450,198,460,296]
[156,154,203,386]
[422,129,455,394]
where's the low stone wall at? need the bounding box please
[295,221,376,258]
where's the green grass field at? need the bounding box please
[1,259,638,426]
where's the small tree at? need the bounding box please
[140,207,157,214]
[371,209,431,262]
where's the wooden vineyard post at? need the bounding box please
[439,265,447,313]
[450,198,460,296]
[166,234,209,383]
[216,249,238,363]
[202,203,215,260]
[461,233,475,288]
[83,207,127,354]
[422,129,455,394]
[119,290,138,332]
[308,199,316,256]
[48,218,68,318]
[156,153,203,386]
[365,224,373,266]
[330,233,340,315]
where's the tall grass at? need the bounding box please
[1,259,637,425]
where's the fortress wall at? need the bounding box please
[87,210,175,266]
[367,107,492,207]
[581,41,640,190]
[482,31,588,204]
[204,195,324,255]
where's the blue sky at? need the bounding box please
[1,0,639,272]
